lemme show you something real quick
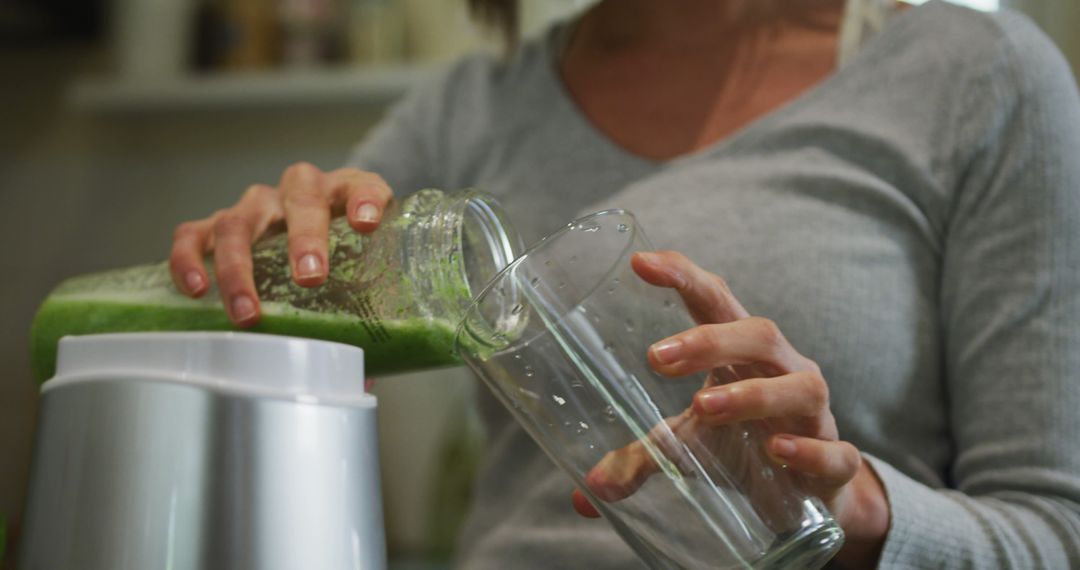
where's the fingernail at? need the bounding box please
[232,295,256,322]
[355,202,380,223]
[697,389,730,414]
[296,254,322,279]
[650,338,683,364]
[185,271,204,293]
[637,251,658,263]
[638,252,688,288]
[772,436,797,459]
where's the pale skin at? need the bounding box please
[169,0,889,567]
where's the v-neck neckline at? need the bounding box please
[535,7,907,171]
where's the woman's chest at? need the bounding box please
[558,29,839,161]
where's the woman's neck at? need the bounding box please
[577,0,846,53]
[558,0,847,161]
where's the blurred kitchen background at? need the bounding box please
[0,0,1076,567]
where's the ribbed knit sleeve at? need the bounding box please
[870,11,1080,569]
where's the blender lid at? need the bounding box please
[44,332,371,407]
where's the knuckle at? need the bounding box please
[698,324,725,350]
[282,188,326,210]
[285,161,320,179]
[803,371,830,410]
[735,382,770,411]
[839,441,862,475]
[358,170,388,188]
[214,258,252,284]
[213,213,249,236]
[749,317,785,351]
[172,221,199,242]
[710,273,732,294]
[242,183,275,202]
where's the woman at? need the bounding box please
[169,0,1080,567]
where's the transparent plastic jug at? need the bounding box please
[31,189,521,381]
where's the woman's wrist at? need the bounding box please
[832,459,891,568]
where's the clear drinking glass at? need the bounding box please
[456,210,844,569]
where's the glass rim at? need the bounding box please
[457,190,522,299]
[455,208,642,355]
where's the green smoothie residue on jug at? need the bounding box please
[28,190,501,384]
[30,296,460,383]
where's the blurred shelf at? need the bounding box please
[388,558,450,570]
[69,65,435,114]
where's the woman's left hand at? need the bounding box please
[570,251,891,568]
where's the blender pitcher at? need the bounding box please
[30,189,522,382]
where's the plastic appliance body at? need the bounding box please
[18,332,385,570]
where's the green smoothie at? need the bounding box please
[29,192,504,383]
[31,295,461,383]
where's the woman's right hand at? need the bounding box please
[168,162,394,326]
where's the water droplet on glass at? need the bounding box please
[552,394,566,406]
[524,365,534,377]
[624,319,635,332]
[588,444,596,450]
[517,387,540,400]
[558,282,566,290]
[603,342,614,352]
[582,225,600,233]
[511,304,524,315]
[544,259,552,267]
[740,430,750,440]
[606,287,615,295]
[617,223,629,233]
[579,421,590,430]
[513,354,522,360]
[761,467,775,481]
[663,300,676,309]
[530,276,540,287]
[603,406,617,422]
